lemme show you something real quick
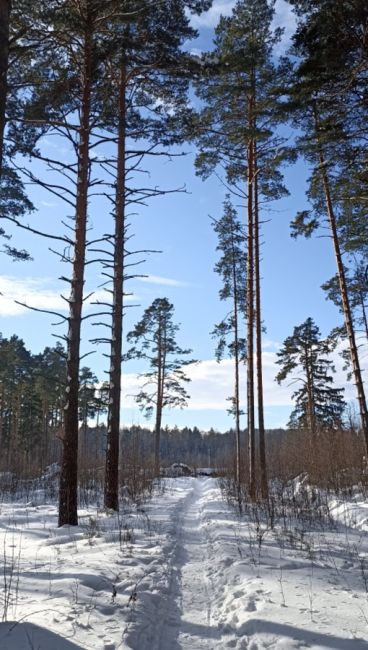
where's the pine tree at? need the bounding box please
[211,196,246,486]
[102,0,211,511]
[276,318,346,435]
[288,0,368,452]
[125,298,195,475]
[8,0,134,525]
[0,2,53,259]
[78,366,99,438]
[194,0,290,497]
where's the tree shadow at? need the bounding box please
[0,622,84,650]
[177,617,367,649]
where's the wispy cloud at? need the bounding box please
[89,289,138,305]
[0,276,138,317]
[0,276,66,316]
[136,274,189,288]
[41,200,59,208]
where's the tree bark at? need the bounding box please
[313,107,368,454]
[247,83,256,500]
[0,0,11,176]
[58,25,92,527]
[305,344,316,439]
[254,156,268,500]
[154,395,162,476]
[104,61,126,511]
[230,226,241,487]
[154,315,164,476]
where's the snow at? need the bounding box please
[1,477,368,649]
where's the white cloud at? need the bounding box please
[190,0,296,41]
[136,274,189,288]
[190,0,235,28]
[0,276,66,316]
[120,352,294,412]
[0,277,138,317]
[41,200,59,208]
[121,341,368,415]
[273,0,297,53]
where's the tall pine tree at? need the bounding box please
[194,0,290,497]
[125,298,195,475]
[288,0,368,452]
[212,196,246,487]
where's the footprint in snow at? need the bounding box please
[245,598,257,612]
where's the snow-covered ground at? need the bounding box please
[0,477,368,649]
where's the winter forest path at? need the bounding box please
[155,477,223,649]
[126,476,368,650]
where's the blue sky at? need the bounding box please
[1,0,366,431]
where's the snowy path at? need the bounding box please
[125,477,368,650]
[155,478,222,649]
[1,476,368,649]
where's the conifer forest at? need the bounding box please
[0,2,367,649]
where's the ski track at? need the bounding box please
[155,478,222,650]
[125,477,224,650]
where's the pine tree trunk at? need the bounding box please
[231,229,241,487]
[154,320,163,476]
[313,107,368,453]
[154,398,162,477]
[254,159,268,500]
[247,138,255,499]
[104,62,126,512]
[58,27,92,527]
[0,0,10,176]
[247,88,256,500]
[305,345,316,439]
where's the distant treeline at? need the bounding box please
[80,424,288,470]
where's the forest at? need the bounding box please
[0,0,367,520]
[0,1,368,648]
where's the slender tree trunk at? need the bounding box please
[43,399,49,467]
[104,62,126,511]
[358,290,368,342]
[247,89,256,500]
[231,229,241,487]
[154,397,162,476]
[154,320,163,476]
[254,157,268,500]
[313,107,368,453]
[0,0,10,176]
[305,346,316,439]
[58,26,92,527]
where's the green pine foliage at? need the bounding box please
[0,335,105,472]
[194,0,293,194]
[125,298,195,418]
[212,196,246,363]
[276,317,346,432]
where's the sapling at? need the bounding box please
[278,553,286,608]
[2,532,22,621]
